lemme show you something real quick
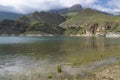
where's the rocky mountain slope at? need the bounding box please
[18,11,66,25]
[0,4,120,36]
[49,4,82,14]
[61,8,120,36]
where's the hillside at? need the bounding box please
[60,8,120,35]
[16,11,66,35]
[0,11,23,21]
[1,5,120,36]
[61,8,120,27]
[0,11,66,35]
[0,19,29,34]
[18,11,66,25]
[0,19,65,35]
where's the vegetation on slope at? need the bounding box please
[0,19,29,34]
[0,19,65,35]
[1,5,120,35]
[18,11,66,25]
[0,11,67,35]
[26,22,65,35]
[60,8,120,35]
[61,8,120,27]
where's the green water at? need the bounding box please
[0,36,120,75]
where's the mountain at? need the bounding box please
[18,11,66,35]
[0,11,23,21]
[48,4,83,14]
[0,11,66,35]
[60,8,120,35]
[0,4,120,36]
[61,8,120,27]
[0,19,65,35]
[116,12,120,15]
[18,11,66,25]
[0,19,29,34]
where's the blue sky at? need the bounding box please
[0,0,120,15]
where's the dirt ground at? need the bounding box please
[85,64,120,80]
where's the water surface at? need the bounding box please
[0,36,120,76]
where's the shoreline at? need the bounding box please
[85,63,120,80]
[0,57,119,80]
[0,32,120,38]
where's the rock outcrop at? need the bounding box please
[85,22,120,36]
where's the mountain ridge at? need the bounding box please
[48,4,83,14]
[18,11,66,25]
[0,11,23,21]
[0,4,120,36]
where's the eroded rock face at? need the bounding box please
[85,22,120,36]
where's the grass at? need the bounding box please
[19,11,66,25]
[62,9,118,25]
[63,12,79,19]
[57,66,62,73]
[60,8,120,34]
[48,74,52,79]
[66,47,120,66]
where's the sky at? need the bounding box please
[0,0,120,15]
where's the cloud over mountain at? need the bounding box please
[0,0,119,15]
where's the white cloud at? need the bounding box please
[106,0,120,15]
[0,0,120,15]
[107,0,120,8]
[82,0,120,15]
[0,0,98,14]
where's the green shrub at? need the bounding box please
[57,66,62,73]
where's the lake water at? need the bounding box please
[0,36,120,77]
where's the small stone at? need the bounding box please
[108,76,114,80]
[65,78,68,80]
[106,69,110,73]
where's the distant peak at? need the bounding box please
[68,4,83,12]
[70,4,82,9]
[48,4,83,14]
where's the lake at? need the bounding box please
[0,36,120,79]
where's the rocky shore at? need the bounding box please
[0,32,120,38]
[0,57,119,80]
[85,64,120,80]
